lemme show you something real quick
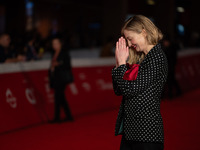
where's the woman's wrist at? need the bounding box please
[118,61,126,66]
[115,63,126,69]
[115,63,119,68]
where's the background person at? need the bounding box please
[24,35,38,61]
[49,37,74,123]
[0,33,26,63]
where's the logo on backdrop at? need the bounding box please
[6,88,17,108]
[25,88,36,104]
[45,82,54,103]
[82,82,91,92]
[69,83,78,95]
[96,79,113,90]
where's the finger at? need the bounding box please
[124,38,127,47]
[118,38,121,48]
[117,41,120,51]
[115,42,119,56]
[115,42,119,62]
[126,46,129,57]
[121,38,124,50]
[122,38,126,50]
[126,46,129,53]
[116,41,118,51]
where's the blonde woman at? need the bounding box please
[112,15,168,150]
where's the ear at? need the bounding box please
[141,29,147,37]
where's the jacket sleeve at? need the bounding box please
[112,66,123,96]
[111,57,167,98]
[57,50,72,70]
[63,51,72,70]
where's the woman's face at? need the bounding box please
[52,39,62,51]
[123,29,147,53]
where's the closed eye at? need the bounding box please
[125,39,129,46]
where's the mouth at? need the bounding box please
[132,44,137,49]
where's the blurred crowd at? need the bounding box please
[1,30,200,63]
[0,31,49,63]
[0,29,72,63]
[0,29,100,63]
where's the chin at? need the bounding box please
[135,48,140,52]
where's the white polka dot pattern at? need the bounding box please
[111,43,168,143]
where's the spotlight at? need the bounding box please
[177,7,185,13]
[146,0,155,5]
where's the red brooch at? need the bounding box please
[123,63,140,81]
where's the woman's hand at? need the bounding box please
[50,61,60,72]
[51,61,59,67]
[115,37,129,68]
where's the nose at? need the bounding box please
[127,41,132,47]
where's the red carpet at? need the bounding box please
[0,88,200,150]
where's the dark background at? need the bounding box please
[0,0,200,49]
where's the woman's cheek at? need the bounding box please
[131,39,135,44]
[127,41,132,47]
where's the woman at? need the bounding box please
[112,15,168,150]
[49,37,74,123]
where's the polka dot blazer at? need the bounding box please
[111,43,168,143]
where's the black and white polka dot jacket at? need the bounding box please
[112,43,168,143]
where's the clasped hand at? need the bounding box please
[115,37,129,68]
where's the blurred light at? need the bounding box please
[25,0,34,31]
[177,7,185,13]
[26,1,33,9]
[146,0,155,5]
[25,1,34,16]
[177,24,185,36]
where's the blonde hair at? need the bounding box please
[121,15,163,64]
